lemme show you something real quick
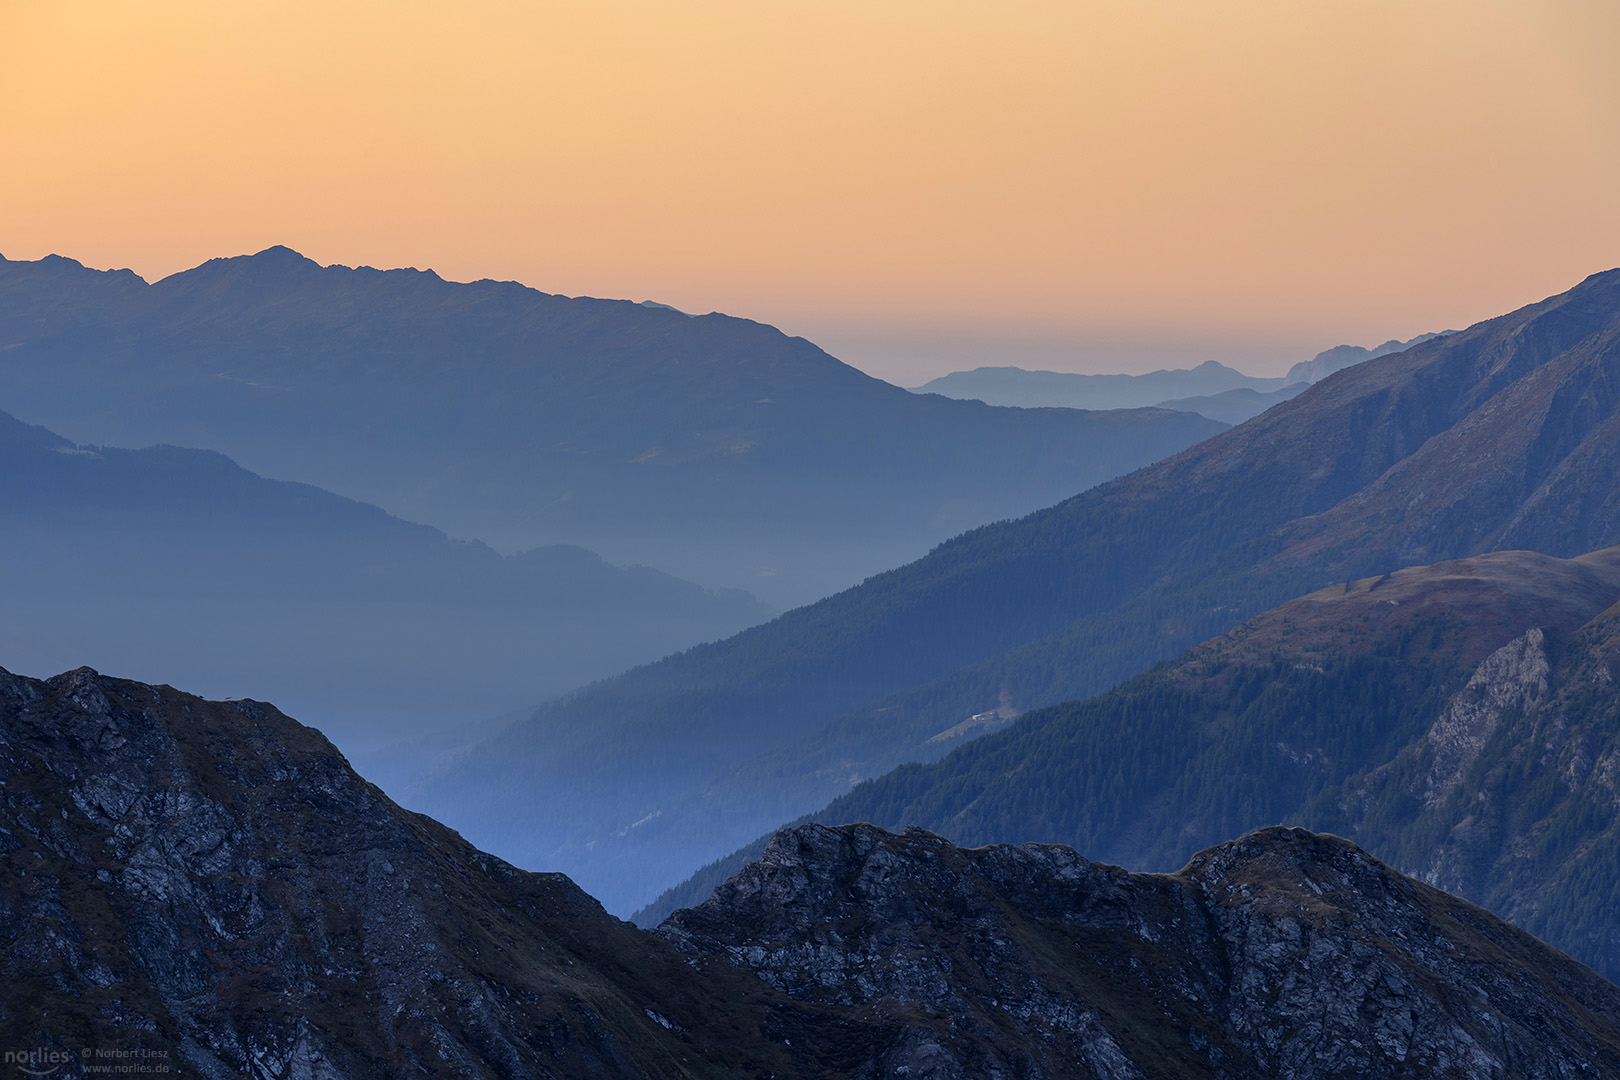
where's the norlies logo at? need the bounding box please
[3,1048,72,1077]
[3,1046,172,1076]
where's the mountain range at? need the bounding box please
[0,248,1223,606]
[10,238,1620,1070]
[910,358,1289,410]
[412,268,1620,915]
[0,407,767,758]
[6,665,1617,1078]
[911,333,1450,422]
[648,546,1620,984]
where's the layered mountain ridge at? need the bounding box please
[649,546,1620,982]
[0,407,767,755]
[4,665,1618,1078]
[909,332,1449,419]
[418,267,1620,915]
[911,358,1289,411]
[0,247,1223,606]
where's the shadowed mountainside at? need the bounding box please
[649,548,1620,983]
[662,822,1620,1079]
[0,408,768,753]
[418,268,1620,916]
[0,248,1224,606]
[0,667,863,1079]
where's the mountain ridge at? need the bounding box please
[646,545,1620,981]
[908,332,1449,418]
[0,247,1225,606]
[911,358,1288,411]
[660,820,1620,1078]
[417,268,1620,915]
[6,663,1619,1078]
[0,406,769,757]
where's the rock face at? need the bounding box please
[0,666,854,1079]
[1419,628,1552,809]
[1345,599,1620,977]
[649,546,1620,985]
[662,822,1620,1080]
[8,664,1620,1078]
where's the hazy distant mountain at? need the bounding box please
[911,333,1450,422]
[9,666,1618,1078]
[1151,381,1307,424]
[0,248,1224,606]
[653,547,1620,983]
[0,409,768,754]
[1282,331,1452,385]
[413,268,1620,916]
[912,358,1285,410]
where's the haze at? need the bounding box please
[4,0,1618,380]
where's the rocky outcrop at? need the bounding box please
[662,822,1620,1080]
[0,666,856,1079]
[1422,627,1551,808]
[8,664,1620,1078]
[1345,600,1620,977]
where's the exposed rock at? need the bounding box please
[1423,627,1551,807]
[0,666,852,1079]
[1345,598,1620,977]
[662,822,1620,1079]
[8,665,1620,1078]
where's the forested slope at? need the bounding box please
[652,548,1620,981]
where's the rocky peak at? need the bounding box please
[1422,626,1553,807]
[9,665,1620,1078]
[0,665,837,1079]
[661,822,1620,1079]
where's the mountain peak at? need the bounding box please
[249,243,312,262]
[235,244,323,275]
[153,245,326,291]
[660,821,1620,1078]
[1577,266,1620,288]
[1178,824,1373,884]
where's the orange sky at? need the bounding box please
[3,0,1617,379]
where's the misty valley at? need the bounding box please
[5,250,1620,1078]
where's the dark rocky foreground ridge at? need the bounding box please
[666,823,1620,1079]
[5,666,1620,1077]
[0,667,858,1079]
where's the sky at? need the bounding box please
[3,0,1618,382]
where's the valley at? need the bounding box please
[10,4,1619,1072]
[414,268,1620,916]
[0,248,1223,608]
